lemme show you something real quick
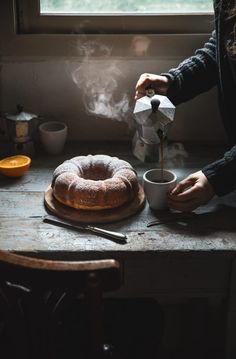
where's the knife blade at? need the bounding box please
[43,215,127,242]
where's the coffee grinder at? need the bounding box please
[133,90,175,162]
[1,105,38,157]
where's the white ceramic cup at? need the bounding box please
[143,169,177,210]
[39,121,67,155]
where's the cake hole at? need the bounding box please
[82,167,112,181]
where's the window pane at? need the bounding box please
[40,0,213,14]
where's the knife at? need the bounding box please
[43,215,127,242]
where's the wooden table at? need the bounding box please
[1,141,236,357]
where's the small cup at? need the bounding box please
[143,169,177,210]
[39,121,67,155]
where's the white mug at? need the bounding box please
[143,169,177,210]
[39,121,67,155]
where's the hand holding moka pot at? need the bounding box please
[132,88,175,162]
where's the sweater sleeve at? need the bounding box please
[202,145,236,196]
[163,31,218,105]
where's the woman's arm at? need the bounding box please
[166,31,218,105]
[135,32,218,104]
[202,144,236,196]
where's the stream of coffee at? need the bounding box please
[157,129,164,182]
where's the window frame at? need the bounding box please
[17,0,214,35]
[0,1,214,58]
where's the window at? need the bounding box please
[17,0,214,34]
[40,0,213,14]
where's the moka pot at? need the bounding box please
[133,93,175,162]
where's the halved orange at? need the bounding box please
[0,155,31,177]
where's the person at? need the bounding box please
[135,0,236,212]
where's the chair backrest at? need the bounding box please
[0,250,122,359]
[0,250,121,291]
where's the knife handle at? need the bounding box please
[87,226,127,242]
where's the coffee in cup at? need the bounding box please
[143,168,177,210]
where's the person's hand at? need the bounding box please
[168,170,215,212]
[135,73,170,100]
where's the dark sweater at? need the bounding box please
[165,0,236,196]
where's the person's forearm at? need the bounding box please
[164,31,218,105]
[202,144,236,196]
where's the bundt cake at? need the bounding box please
[51,154,139,210]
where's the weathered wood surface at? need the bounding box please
[0,141,236,256]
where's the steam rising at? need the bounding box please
[164,142,188,166]
[72,41,131,122]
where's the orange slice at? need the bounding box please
[0,155,31,177]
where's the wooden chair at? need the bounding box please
[0,250,122,359]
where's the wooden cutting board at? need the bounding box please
[44,184,145,224]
